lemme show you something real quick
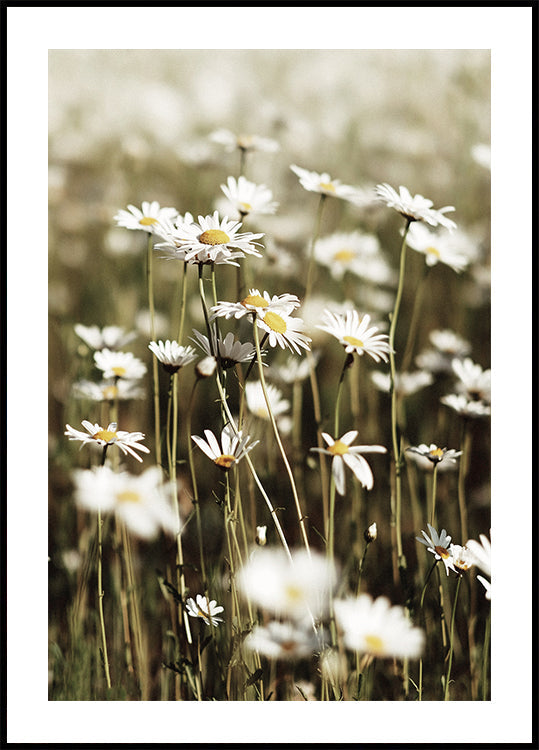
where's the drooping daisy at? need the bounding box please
[72,465,178,539]
[317,309,392,363]
[94,349,147,381]
[237,547,337,622]
[245,381,290,421]
[313,231,396,284]
[370,370,433,396]
[406,443,462,466]
[65,421,150,463]
[148,340,198,373]
[441,393,491,418]
[74,324,137,351]
[416,523,457,575]
[210,128,280,154]
[405,222,470,273]
[191,329,260,369]
[375,183,457,231]
[311,431,387,495]
[334,594,425,659]
[191,424,258,471]
[210,288,300,321]
[114,201,178,234]
[72,378,145,402]
[220,175,278,218]
[186,594,224,627]
[169,211,264,265]
[243,620,320,661]
[290,164,363,204]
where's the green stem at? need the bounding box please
[458,418,471,544]
[147,234,162,467]
[176,261,188,344]
[444,574,462,700]
[481,609,491,700]
[431,463,439,528]
[185,378,208,591]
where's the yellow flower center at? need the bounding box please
[93,429,118,443]
[320,182,336,192]
[116,490,141,504]
[429,448,444,459]
[263,311,287,334]
[239,202,252,213]
[102,385,118,400]
[241,293,268,308]
[343,335,364,349]
[328,439,349,456]
[435,545,450,559]
[214,454,236,470]
[285,584,304,602]
[333,248,355,262]
[426,246,441,258]
[139,216,158,226]
[364,634,385,654]
[198,229,230,245]
[112,366,127,377]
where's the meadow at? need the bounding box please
[48,49,491,703]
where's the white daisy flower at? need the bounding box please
[441,393,491,418]
[255,525,267,546]
[317,309,392,363]
[190,329,259,369]
[74,324,137,351]
[65,420,150,463]
[370,370,433,396]
[148,340,198,373]
[256,309,311,355]
[334,595,425,659]
[244,621,320,661]
[465,532,491,577]
[311,431,387,495]
[451,357,491,404]
[245,381,290,421]
[429,329,472,358]
[405,222,470,273]
[237,547,337,622]
[72,378,145,402]
[210,128,280,154]
[210,288,300,322]
[186,594,224,627]
[375,183,457,231]
[169,211,263,264]
[114,201,178,234]
[272,351,320,384]
[72,465,178,539]
[220,175,278,217]
[93,349,147,381]
[406,443,462,466]
[191,424,258,471]
[313,231,396,284]
[290,164,363,203]
[195,355,218,379]
[449,544,476,574]
[416,523,457,575]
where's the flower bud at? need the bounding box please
[364,522,377,544]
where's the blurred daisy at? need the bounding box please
[406,443,462,466]
[317,309,391,363]
[186,594,224,627]
[237,547,336,621]
[72,465,178,539]
[191,329,259,369]
[195,355,218,379]
[471,143,491,170]
[255,525,267,546]
[313,231,395,284]
[210,128,279,154]
[148,340,198,373]
[449,544,475,574]
[220,175,278,217]
[416,523,457,575]
[451,357,491,404]
[65,420,150,463]
[370,370,433,396]
[405,222,470,273]
[244,621,319,661]
[245,381,290,421]
[74,324,137,351]
[191,424,258,471]
[311,431,387,495]
[375,183,457,231]
[441,393,491,418]
[415,329,471,374]
[114,201,178,234]
[334,595,425,659]
[210,288,300,321]
[94,349,147,381]
[72,378,145,402]
[466,532,491,598]
[290,164,362,203]
[273,351,320,384]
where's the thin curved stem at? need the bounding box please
[147,234,162,467]
[444,574,462,700]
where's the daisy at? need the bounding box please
[416,523,457,575]
[148,340,198,373]
[466,532,492,598]
[210,288,300,321]
[245,381,290,421]
[72,378,145,402]
[405,222,469,273]
[449,544,476,574]
[114,201,178,234]
[290,164,363,203]
[237,547,337,622]
[317,309,392,363]
[255,525,267,546]
[72,465,178,539]
[243,621,320,661]
[195,356,218,379]
[375,183,457,231]
[310,431,387,495]
[451,357,491,404]
[406,443,462,466]
[441,393,491,418]
[429,329,471,358]
[334,594,425,659]
[169,211,263,264]
[313,231,395,284]
[256,308,311,355]
[220,175,278,217]
[94,349,147,381]
[190,329,259,369]
[370,370,433,396]
[186,594,224,627]
[191,424,258,471]
[74,324,137,351]
[210,128,280,154]
[273,351,320,384]
[65,420,150,463]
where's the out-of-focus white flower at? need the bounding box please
[370,370,433,396]
[313,231,396,284]
[94,349,147,381]
[311,431,387,495]
[72,378,145,402]
[191,424,258,471]
[255,525,267,546]
[449,544,475,573]
[148,340,198,373]
[74,324,137,351]
[405,222,470,273]
[317,309,391,363]
[237,547,336,622]
[114,201,178,233]
[416,523,457,575]
[451,357,491,404]
[471,143,491,170]
[334,595,425,659]
[290,164,363,203]
[375,183,457,231]
[244,620,320,660]
[210,128,280,154]
[466,532,491,598]
[406,443,462,466]
[186,594,224,627]
[272,352,320,384]
[220,175,278,217]
[195,355,217,379]
[430,329,472,358]
[245,381,290,421]
[441,393,491,418]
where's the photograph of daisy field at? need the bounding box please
[46,45,495,707]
